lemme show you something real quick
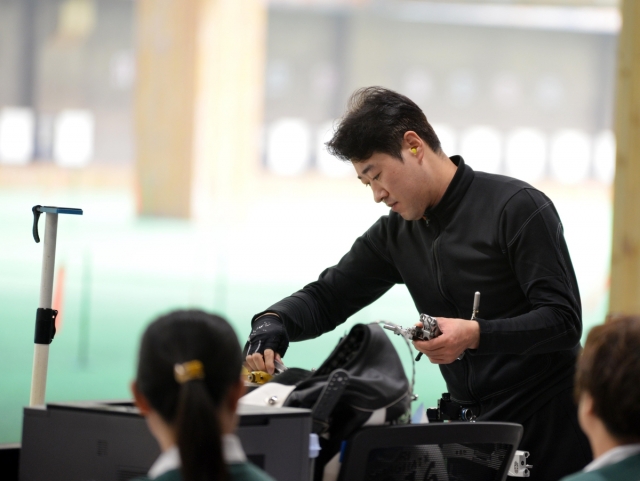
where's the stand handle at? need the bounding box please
[32,205,83,243]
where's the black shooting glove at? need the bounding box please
[243,314,290,358]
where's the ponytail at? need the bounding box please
[135,311,244,481]
[175,381,228,481]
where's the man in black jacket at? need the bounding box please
[245,87,592,479]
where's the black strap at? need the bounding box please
[311,369,350,434]
[34,308,58,344]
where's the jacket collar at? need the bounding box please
[424,155,474,226]
[147,434,247,479]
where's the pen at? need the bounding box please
[471,291,481,320]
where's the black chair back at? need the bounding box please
[338,422,523,481]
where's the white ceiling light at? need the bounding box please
[460,126,502,174]
[549,129,591,184]
[593,130,615,184]
[505,128,547,183]
[0,107,35,165]
[53,110,94,168]
[266,118,311,176]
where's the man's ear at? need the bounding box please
[403,131,424,160]
[131,381,152,416]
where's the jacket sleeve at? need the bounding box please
[254,218,404,341]
[474,188,582,355]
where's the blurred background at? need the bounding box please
[0,0,619,443]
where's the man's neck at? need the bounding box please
[429,151,458,208]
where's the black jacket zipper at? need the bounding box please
[431,220,480,405]
[432,233,458,314]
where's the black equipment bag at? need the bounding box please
[279,322,412,480]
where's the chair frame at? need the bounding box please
[338,421,523,481]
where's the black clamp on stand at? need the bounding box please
[34,308,58,344]
[427,392,477,422]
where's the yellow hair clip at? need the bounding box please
[174,360,205,384]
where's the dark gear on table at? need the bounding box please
[244,314,290,358]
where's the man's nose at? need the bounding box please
[373,186,387,203]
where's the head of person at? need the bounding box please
[132,310,245,481]
[575,315,640,454]
[326,87,452,220]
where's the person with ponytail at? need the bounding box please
[131,309,276,481]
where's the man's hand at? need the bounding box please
[246,349,283,375]
[244,314,289,375]
[413,317,480,364]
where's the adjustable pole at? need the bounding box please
[30,205,82,406]
[30,212,57,406]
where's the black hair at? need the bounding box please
[325,86,441,163]
[135,310,243,481]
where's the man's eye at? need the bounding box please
[373,174,380,181]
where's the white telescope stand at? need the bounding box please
[30,205,82,406]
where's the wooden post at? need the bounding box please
[610,0,640,314]
[134,0,266,219]
[191,0,267,223]
[134,0,198,218]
